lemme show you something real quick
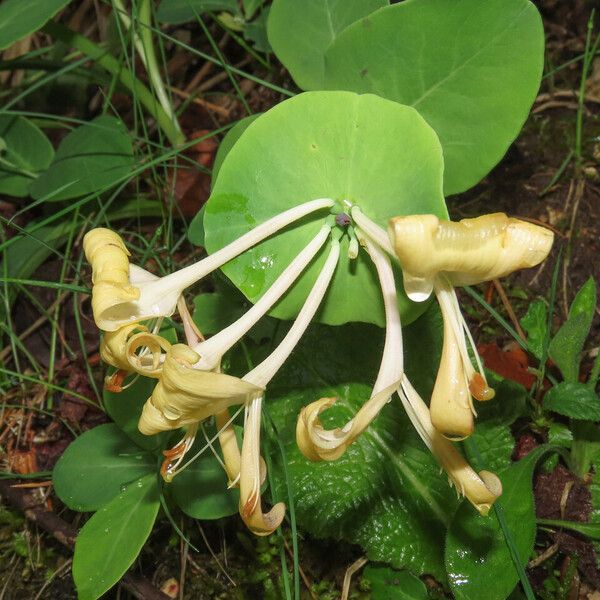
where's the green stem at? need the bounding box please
[41,20,185,147]
[112,0,183,141]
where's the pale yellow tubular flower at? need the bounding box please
[239,396,285,536]
[388,213,554,301]
[296,234,402,461]
[84,199,335,331]
[137,343,264,436]
[387,213,553,440]
[83,228,140,330]
[237,238,341,535]
[399,376,502,516]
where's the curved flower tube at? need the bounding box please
[191,223,332,371]
[387,213,553,440]
[296,233,403,461]
[83,199,335,331]
[398,376,502,516]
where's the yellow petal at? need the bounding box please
[296,381,400,462]
[400,377,502,515]
[137,344,263,435]
[239,396,285,536]
[430,314,474,440]
[100,323,147,371]
[83,228,140,330]
[388,213,554,299]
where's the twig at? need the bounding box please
[492,280,527,342]
[341,557,368,600]
[527,542,559,569]
[168,86,230,117]
[0,479,170,600]
[33,558,72,600]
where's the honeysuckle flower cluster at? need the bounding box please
[84,199,553,534]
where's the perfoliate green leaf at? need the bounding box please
[31,116,134,201]
[323,0,544,196]
[266,311,458,580]
[267,0,388,90]
[520,299,548,360]
[0,0,71,50]
[203,91,446,326]
[0,116,54,197]
[208,113,260,195]
[156,0,238,24]
[549,278,597,382]
[446,446,553,600]
[53,424,155,512]
[362,566,428,600]
[544,382,600,421]
[73,474,160,600]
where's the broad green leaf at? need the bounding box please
[170,438,239,520]
[208,113,260,195]
[544,382,600,421]
[156,0,238,23]
[203,91,447,326]
[53,424,155,512]
[547,422,573,448]
[0,116,54,197]
[520,299,547,360]
[537,518,600,542]
[445,447,551,600]
[267,0,388,90]
[571,421,600,478]
[548,278,596,382]
[30,116,134,201]
[267,310,458,580]
[73,473,160,600]
[362,566,428,599]
[104,374,168,452]
[0,0,71,50]
[324,0,544,196]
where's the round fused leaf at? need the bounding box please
[267,0,388,90]
[323,0,544,196]
[203,91,447,326]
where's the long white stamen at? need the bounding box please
[168,404,245,477]
[243,239,340,388]
[193,224,332,371]
[137,199,335,311]
[350,206,395,257]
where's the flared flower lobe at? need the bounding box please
[388,213,554,301]
[83,228,140,330]
[138,344,264,435]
